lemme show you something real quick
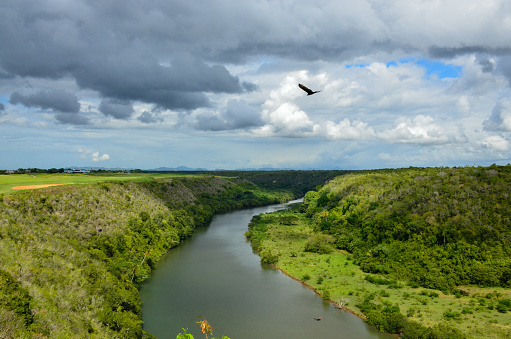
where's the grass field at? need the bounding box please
[0,172,206,195]
[252,209,511,339]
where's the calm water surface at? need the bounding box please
[140,201,391,339]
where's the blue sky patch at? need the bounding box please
[415,59,461,79]
[386,57,461,79]
[345,63,369,69]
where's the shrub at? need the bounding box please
[443,309,461,320]
[402,321,466,339]
[496,299,510,313]
[461,307,473,314]
[366,306,406,334]
[260,250,279,264]
[304,234,334,254]
[0,269,33,326]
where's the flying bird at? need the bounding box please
[299,83,321,96]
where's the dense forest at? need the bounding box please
[3,166,511,338]
[303,165,511,291]
[0,176,291,338]
[205,170,350,197]
[245,165,511,338]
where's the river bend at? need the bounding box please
[140,201,391,339]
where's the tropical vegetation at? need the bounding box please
[0,176,290,338]
[245,165,511,338]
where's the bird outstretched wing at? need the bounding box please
[299,83,321,96]
[299,83,314,95]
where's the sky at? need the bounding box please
[1,0,511,170]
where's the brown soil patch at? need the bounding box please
[12,184,73,190]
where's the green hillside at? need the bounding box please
[0,176,290,338]
[245,165,511,338]
[304,165,511,291]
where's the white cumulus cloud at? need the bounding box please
[378,115,460,145]
[320,119,375,140]
[484,97,511,131]
[91,152,110,162]
[481,135,509,151]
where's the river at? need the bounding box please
[140,201,392,339]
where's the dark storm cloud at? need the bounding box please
[476,56,496,73]
[0,1,255,111]
[72,54,253,110]
[428,46,511,58]
[193,99,264,131]
[496,56,511,85]
[99,99,135,120]
[55,112,91,125]
[1,0,511,123]
[9,89,80,113]
[138,111,164,124]
[0,69,14,79]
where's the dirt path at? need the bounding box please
[12,184,73,190]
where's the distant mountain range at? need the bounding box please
[147,166,208,172]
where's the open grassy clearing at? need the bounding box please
[0,173,208,195]
[251,209,511,339]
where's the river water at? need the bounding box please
[140,201,391,339]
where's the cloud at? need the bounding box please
[481,135,509,151]
[483,97,511,131]
[476,55,496,73]
[9,89,80,113]
[138,111,164,124]
[91,152,110,162]
[55,112,90,125]
[428,46,511,59]
[77,149,110,162]
[378,115,461,145]
[259,102,318,137]
[0,2,256,111]
[1,1,511,170]
[2,1,508,115]
[377,153,402,162]
[73,55,253,110]
[0,102,4,114]
[99,98,135,120]
[496,56,511,86]
[253,72,324,137]
[457,95,471,114]
[0,69,14,79]
[320,119,375,140]
[192,99,264,131]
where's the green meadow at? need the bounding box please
[246,208,511,339]
[0,172,207,195]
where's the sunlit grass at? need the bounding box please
[255,210,511,339]
[0,173,208,195]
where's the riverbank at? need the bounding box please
[245,206,511,339]
[0,177,292,338]
[141,202,392,339]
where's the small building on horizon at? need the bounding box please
[64,169,91,174]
